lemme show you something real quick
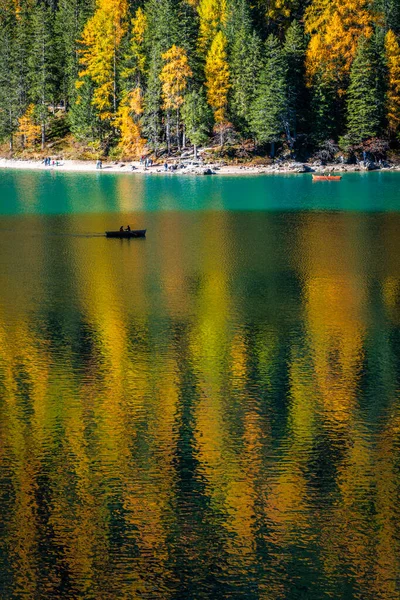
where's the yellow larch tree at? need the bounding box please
[77,0,129,121]
[304,0,378,93]
[259,0,300,27]
[385,30,400,136]
[198,0,227,54]
[116,7,148,158]
[17,104,41,149]
[205,30,230,144]
[160,45,192,152]
[115,88,146,158]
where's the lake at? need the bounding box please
[0,170,400,599]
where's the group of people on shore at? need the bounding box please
[139,156,153,168]
[42,157,60,167]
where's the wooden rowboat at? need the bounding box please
[312,175,342,181]
[105,229,146,238]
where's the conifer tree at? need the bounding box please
[0,0,19,149]
[205,30,230,144]
[385,29,400,136]
[346,34,385,143]
[160,45,192,152]
[142,0,188,152]
[305,0,377,93]
[198,0,227,54]
[55,0,95,109]
[227,0,262,133]
[182,87,212,157]
[115,7,148,158]
[284,19,306,143]
[29,1,58,149]
[17,103,41,149]
[78,0,129,122]
[250,34,288,153]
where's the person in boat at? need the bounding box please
[126,225,131,232]
[119,226,124,232]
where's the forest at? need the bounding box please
[0,0,400,161]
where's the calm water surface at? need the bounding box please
[0,171,400,599]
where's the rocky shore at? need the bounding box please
[0,156,398,176]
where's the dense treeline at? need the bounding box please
[1,0,400,159]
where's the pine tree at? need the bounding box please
[17,103,41,149]
[182,87,212,156]
[376,0,400,34]
[198,0,227,54]
[305,0,377,94]
[346,34,385,142]
[0,0,19,149]
[284,19,307,143]
[142,0,189,153]
[385,29,400,136]
[250,34,288,153]
[115,88,146,157]
[160,45,192,152]
[29,1,58,149]
[78,0,129,122]
[227,0,262,133]
[55,0,95,109]
[205,30,230,143]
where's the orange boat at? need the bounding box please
[312,174,342,181]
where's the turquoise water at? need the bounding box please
[0,170,400,599]
[1,169,400,215]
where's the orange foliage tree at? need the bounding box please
[160,45,192,152]
[77,0,129,121]
[17,104,41,149]
[385,30,400,136]
[205,31,230,144]
[304,0,379,94]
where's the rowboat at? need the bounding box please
[312,175,342,181]
[105,229,146,238]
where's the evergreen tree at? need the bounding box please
[385,29,400,136]
[284,19,306,142]
[182,87,212,156]
[310,71,338,143]
[160,45,192,152]
[0,1,19,149]
[346,34,386,143]
[29,1,58,149]
[250,34,288,153]
[142,0,191,152]
[55,0,95,109]
[227,0,262,133]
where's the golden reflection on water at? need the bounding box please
[0,212,400,598]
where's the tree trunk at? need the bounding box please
[270,141,275,157]
[176,109,180,151]
[41,123,45,151]
[166,112,171,155]
[194,144,197,159]
[182,125,186,150]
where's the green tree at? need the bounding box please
[29,1,59,149]
[0,1,19,149]
[227,0,262,133]
[250,34,288,154]
[182,87,212,157]
[346,34,386,143]
[284,19,307,144]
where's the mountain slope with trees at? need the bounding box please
[0,0,399,162]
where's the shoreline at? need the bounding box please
[1,157,399,176]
